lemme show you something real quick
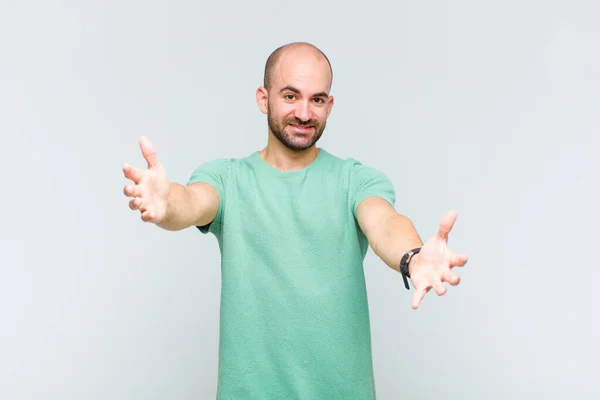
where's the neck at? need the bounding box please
[259,133,320,172]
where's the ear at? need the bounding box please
[256,86,269,114]
[326,95,334,118]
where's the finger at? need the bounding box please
[141,209,155,223]
[139,136,158,169]
[123,184,140,198]
[436,210,458,242]
[433,281,447,296]
[123,163,143,184]
[411,286,430,310]
[442,271,461,286]
[129,197,142,211]
[450,253,469,268]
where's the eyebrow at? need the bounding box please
[279,85,329,98]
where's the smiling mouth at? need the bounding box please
[290,125,314,132]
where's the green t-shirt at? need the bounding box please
[187,148,395,400]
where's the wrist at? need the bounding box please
[399,247,422,290]
[408,253,421,277]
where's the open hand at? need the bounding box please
[408,210,468,309]
[122,137,170,223]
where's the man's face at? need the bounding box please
[262,51,334,151]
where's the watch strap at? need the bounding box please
[400,247,421,290]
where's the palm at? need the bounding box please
[409,211,468,309]
[122,137,170,223]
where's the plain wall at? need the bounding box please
[1,0,599,399]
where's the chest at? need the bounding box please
[225,174,354,246]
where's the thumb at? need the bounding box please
[412,286,428,310]
[436,210,457,242]
[139,136,159,169]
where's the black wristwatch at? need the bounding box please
[399,247,421,290]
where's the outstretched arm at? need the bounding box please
[356,197,423,271]
[122,136,220,231]
[356,197,468,309]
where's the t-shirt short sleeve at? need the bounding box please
[349,160,396,217]
[186,158,229,235]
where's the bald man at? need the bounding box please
[123,42,468,399]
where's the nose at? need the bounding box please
[295,100,311,122]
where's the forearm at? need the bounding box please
[158,183,213,231]
[369,213,423,273]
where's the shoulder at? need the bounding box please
[189,151,256,174]
[320,148,388,179]
[318,148,363,170]
[187,152,256,187]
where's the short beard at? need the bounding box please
[267,110,326,152]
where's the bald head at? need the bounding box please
[263,42,333,91]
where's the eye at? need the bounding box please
[313,98,325,104]
[284,94,296,100]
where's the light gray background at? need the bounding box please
[1,0,599,399]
